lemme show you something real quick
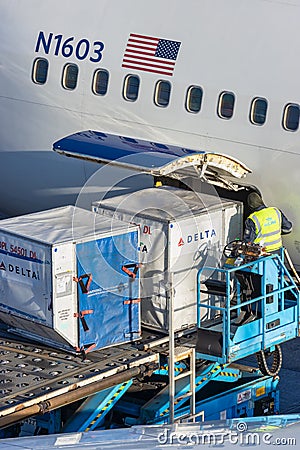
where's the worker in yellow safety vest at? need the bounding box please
[236,192,293,326]
[243,192,292,253]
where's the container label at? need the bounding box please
[0,262,40,279]
[177,228,217,246]
[0,233,52,324]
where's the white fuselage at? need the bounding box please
[1,0,300,265]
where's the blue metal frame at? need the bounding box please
[62,381,133,432]
[197,254,300,364]
[140,362,256,424]
[110,362,275,426]
[156,375,279,423]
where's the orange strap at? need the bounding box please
[74,309,93,332]
[75,343,96,358]
[74,309,93,318]
[121,264,141,279]
[73,273,92,293]
[123,298,141,305]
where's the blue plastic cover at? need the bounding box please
[76,231,140,351]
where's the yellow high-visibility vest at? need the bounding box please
[248,207,282,252]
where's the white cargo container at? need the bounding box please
[0,206,141,353]
[93,187,243,332]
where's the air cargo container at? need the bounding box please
[0,206,140,353]
[93,187,243,332]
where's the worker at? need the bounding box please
[234,192,293,326]
[243,192,292,253]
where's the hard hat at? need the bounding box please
[247,192,265,210]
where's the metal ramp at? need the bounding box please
[0,332,159,430]
[0,326,200,431]
[196,253,300,371]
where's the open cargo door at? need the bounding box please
[53,130,251,190]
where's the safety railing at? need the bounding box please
[196,254,300,363]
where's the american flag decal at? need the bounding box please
[122,33,181,76]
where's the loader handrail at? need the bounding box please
[196,254,300,365]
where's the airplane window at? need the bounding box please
[62,63,79,90]
[185,86,203,113]
[282,103,300,131]
[123,75,140,101]
[217,91,235,119]
[154,81,171,107]
[92,69,109,95]
[32,58,49,85]
[250,97,268,125]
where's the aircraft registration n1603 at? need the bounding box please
[35,31,105,63]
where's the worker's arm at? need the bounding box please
[243,218,257,243]
[280,210,292,234]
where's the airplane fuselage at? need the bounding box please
[1,0,300,266]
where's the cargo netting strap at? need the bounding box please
[123,298,141,305]
[121,263,141,279]
[75,343,96,359]
[73,273,92,294]
[74,309,94,332]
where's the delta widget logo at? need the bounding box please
[178,229,216,246]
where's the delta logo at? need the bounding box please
[178,229,216,246]
[0,261,40,279]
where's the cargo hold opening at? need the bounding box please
[155,176,259,225]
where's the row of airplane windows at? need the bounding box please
[32,58,300,132]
